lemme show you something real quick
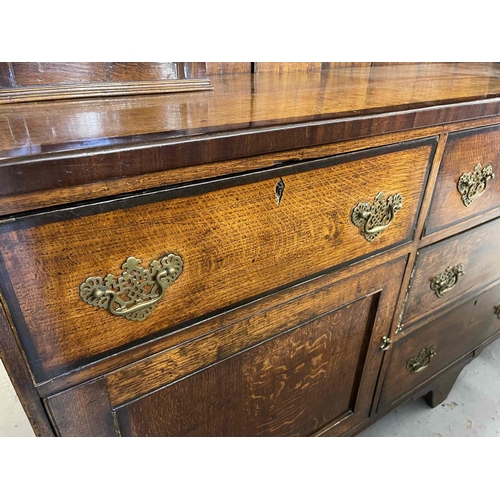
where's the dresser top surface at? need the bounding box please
[1,62,500,161]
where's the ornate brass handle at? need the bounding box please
[406,346,437,374]
[379,336,392,351]
[351,192,403,242]
[457,163,495,207]
[430,263,464,298]
[79,254,183,322]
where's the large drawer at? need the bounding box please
[403,217,500,327]
[425,125,500,235]
[380,279,500,407]
[0,139,435,381]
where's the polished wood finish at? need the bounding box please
[255,62,323,73]
[0,79,213,105]
[0,63,15,88]
[423,356,472,408]
[425,125,500,235]
[1,63,500,437]
[380,280,500,408]
[35,243,413,399]
[2,63,499,159]
[0,293,54,436]
[3,115,500,217]
[106,257,406,409]
[118,297,376,436]
[109,256,404,436]
[0,140,433,382]
[7,63,179,87]
[0,63,499,170]
[45,378,118,437]
[403,217,500,328]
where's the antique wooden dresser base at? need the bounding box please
[1,62,500,436]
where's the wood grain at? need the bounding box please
[206,62,251,75]
[35,243,412,398]
[0,292,54,436]
[403,217,500,328]
[0,141,433,381]
[425,124,500,235]
[322,63,372,69]
[255,62,322,73]
[45,378,118,437]
[2,115,500,217]
[106,257,405,407]
[112,256,406,436]
[380,281,500,407]
[0,63,16,88]
[0,63,498,163]
[422,356,472,408]
[0,79,213,105]
[117,297,376,437]
[10,62,178,87]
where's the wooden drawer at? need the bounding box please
[45,257,406,437]
[380,279,500,407]
[425,125,500,235]
[403,217,500,327]
[0,139,435,382]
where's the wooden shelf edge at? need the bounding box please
[0,78,213,104]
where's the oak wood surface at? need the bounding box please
[35,242,412,399]
[9,62,179,87]
[0,141,433,381]
[106,257,406,408]
[1,63,500,437]
[112,257,405,436]
[2,115,500,217]
[403,217,500,328]
[422,356,472,408]
[0,79,214,105]
[0,293,54,436]
[1,63,498,160]
[45,378,118,437]
[1,73,499,206]
[0,63,15,88]
[117,299,376,437]
[425,125,500,235]
[380,281,500,407]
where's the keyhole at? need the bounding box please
[275,178,285,206]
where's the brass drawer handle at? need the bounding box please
[406,346,437,374]
[379,336,392,351]
[430,263,464,298]
[79,254,183,322]
[457,162,495,207]
[351,191,403,242]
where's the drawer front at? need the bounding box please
[46,257,406,437]
[403,217,500,327]
[0,139,434,381]
[381,280,500,407]
[426,125,500,235]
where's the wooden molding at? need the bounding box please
[0,78,213,105]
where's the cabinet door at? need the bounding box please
[45,257,406,437]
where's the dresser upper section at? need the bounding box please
[1,62,500,157]
[1,62,500,216]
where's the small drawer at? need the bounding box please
[403,217,500,327]
[0,139,435,382]
[425,125,500,235]
[380,280,500,407]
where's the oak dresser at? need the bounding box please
[1,62,500,436]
